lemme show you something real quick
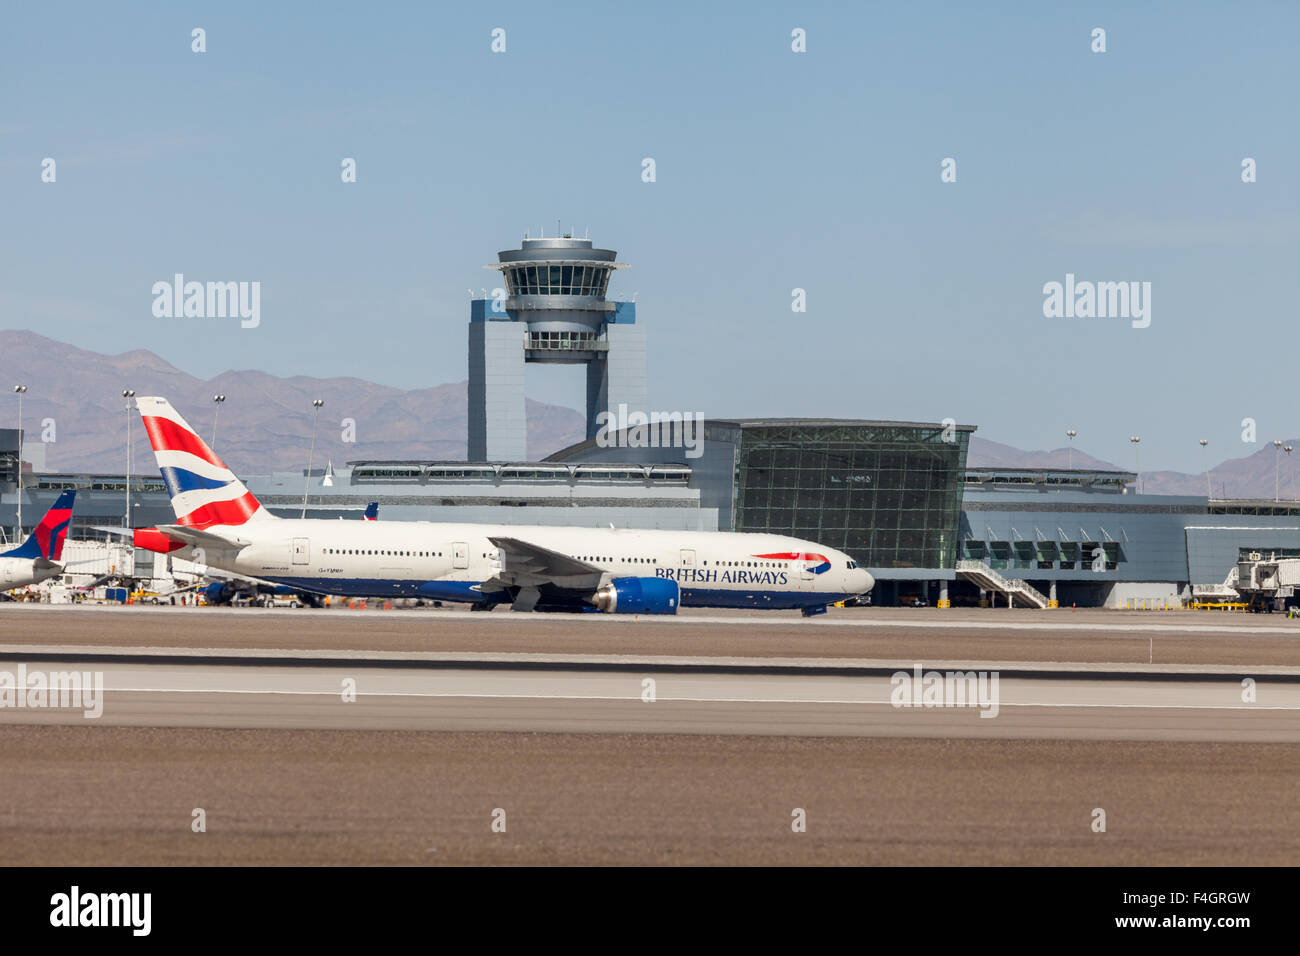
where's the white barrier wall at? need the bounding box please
[1103,582,1188,608]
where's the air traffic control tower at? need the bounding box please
[468,235,646,461]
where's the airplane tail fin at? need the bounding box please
[4,490,75,560]
[135,396,274,527]
[364,501,378,520]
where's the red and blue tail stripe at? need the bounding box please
[135,396,272,528]
[4,490,75,560]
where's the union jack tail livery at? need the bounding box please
[3,490,75,560]
[136,397,274,527]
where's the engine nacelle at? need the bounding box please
[203,581,232,605]
[592,577,679,615]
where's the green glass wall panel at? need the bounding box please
[733,424,969,569]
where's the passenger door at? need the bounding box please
[292,538,310,566]
[452,541,469,570]
[680,548,696,568]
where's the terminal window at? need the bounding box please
[733,423,968,570]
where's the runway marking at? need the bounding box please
[91,687,1300,710]
[7,602,1300,635]
[11,643,1300,676]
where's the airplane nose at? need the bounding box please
[855,569,874,594]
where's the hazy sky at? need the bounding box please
[2,2,1297,472]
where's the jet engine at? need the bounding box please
[592,577,679,615]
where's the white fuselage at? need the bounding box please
[190,519,874,611]
[0,556,61,592]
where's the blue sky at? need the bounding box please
[2,1,1297,472]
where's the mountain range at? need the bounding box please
[2,329,1296,499]
[0,330,585,476]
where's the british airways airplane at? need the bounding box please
[133,397,873,616]
[0,490,75,592]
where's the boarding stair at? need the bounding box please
[956,559,1050,609]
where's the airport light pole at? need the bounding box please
[302,398,324,518]
[211,394,225,451]
[12,385,26,542]
[1129,436,1141,494]
[1066,429,1077,470]
[1199,439,1212,500]
[1287,445,1295,500]
[123,389,135,528]
[1275,439,1284,502]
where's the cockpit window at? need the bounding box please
[846,560,858,569]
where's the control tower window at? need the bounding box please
[505,263,611,296]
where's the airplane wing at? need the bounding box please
[479,537,608,603]
[153,525,251,551]
[93,524,247,551]
[71,573,120,590]
[487,536,604,578]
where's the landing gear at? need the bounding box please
[801,604,828,618]
[469,601,496,612]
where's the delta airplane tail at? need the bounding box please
[3,490,75,562]
[135,396,274,528]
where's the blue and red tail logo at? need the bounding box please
[4,489,75,561]
[753,551,832,575]
[136,396,266,528]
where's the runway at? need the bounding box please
[1,604,1297,864]
[0,650,1297,741]
[5,603,1300,670]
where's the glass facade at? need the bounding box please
[504,264,609,298]
[733,423,970,570]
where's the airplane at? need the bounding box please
[133,396,874,615]
[99,498,381,606]
[0,490,76,593]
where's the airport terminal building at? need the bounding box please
[4,233,1300,606]
[547,418,974,592]
[8,425,1300,607]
